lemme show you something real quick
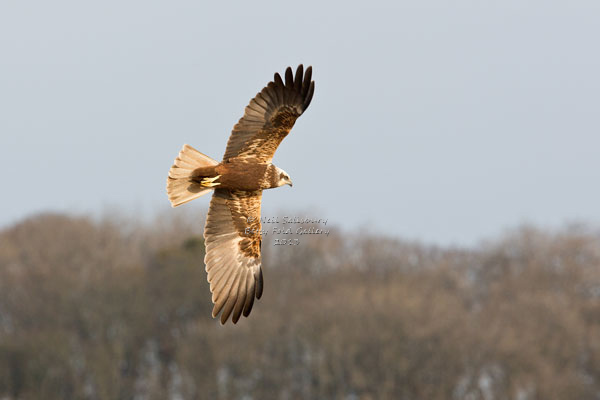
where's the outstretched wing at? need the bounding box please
[222,65,315,163]
[203,189,264,324]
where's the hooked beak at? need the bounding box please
[287,180,293,187]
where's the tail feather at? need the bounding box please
[166,144,219,207]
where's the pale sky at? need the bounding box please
[1,0,599,246]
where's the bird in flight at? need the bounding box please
[166,65,315,324]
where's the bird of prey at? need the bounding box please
[166,65,315,324]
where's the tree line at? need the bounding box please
[0,212,598,399]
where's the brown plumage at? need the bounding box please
[166,65,315,324]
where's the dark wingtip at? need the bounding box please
[242,278,256,317]
[303,80,315,110]
[274,72,284,86]
[243,295,255,317]
[220,310,229,325]
[304,66,312,86]
[285,67,294,88]
[255,268,264,299]
[294,65,304,90]
[301,66,312,97]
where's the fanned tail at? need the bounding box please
[166,144,219,207]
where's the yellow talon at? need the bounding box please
[204,175,221,183]
[201,175,221,187]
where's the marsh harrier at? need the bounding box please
[166,65,315,324]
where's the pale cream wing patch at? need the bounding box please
[222,64,315,163]
[203,189,264,324]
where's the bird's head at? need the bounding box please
[274,167,293,188]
